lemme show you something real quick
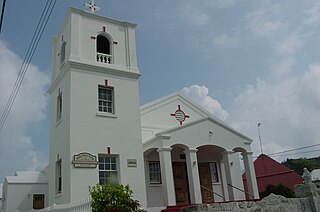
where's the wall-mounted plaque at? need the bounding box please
[127,159,137,168]
[72,152,98,168]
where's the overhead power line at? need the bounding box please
[0,0,7,33]
[268,143,320,156]
[252,143,320,159]
[0,0,57,133]
[271,149,320,158]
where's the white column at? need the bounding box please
[219,159,230,201]
[222,151,246,200]
[222,151,234,201]
[158,147,176,206]
[242,152,259,199]
[184,149,202,204]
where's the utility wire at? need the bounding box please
[271,149,320,158]
[0,0,7,33]
[268,143,320,156]
[0,0,57,133]
[252,143,320,159]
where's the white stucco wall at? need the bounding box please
[48,7,147,207]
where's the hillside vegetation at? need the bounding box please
[281,156,320,175]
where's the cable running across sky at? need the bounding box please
[0,0,57,133]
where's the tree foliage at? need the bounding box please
[281,156,320,175]
[89,183,145,212]
[259,184,295,199]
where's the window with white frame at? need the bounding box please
[56,159,62,194]
[210,162,219,183]
[56,91,62,122]
[98,85,114,113]
[98,155,118,184]
[149,161,161,184]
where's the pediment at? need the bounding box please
[141,92,211,127]
[141,92,214,141]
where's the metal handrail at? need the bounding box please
[227,183,254,198]
[200,185,225,201]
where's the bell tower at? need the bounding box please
[48,7,146,206]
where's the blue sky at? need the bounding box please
[1,0,320,182]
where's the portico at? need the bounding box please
[142,113,259,208]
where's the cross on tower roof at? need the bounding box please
[84,0,100,13]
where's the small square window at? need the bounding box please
[33,194,45,209]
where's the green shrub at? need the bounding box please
[89,183,145,212]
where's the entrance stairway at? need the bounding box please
[161,204,192,212]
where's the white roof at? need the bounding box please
[5,171,48,184]
[311,169,320,181]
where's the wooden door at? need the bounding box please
[198,163,214,203]
[33,194,45,209]
[172,162,190,205]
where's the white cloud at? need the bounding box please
[210,0,238,8]
[298,64,320,109]
[181,85,229,120]
[244,4,282,38]
[275,34,305,56]
[303,1,320,27]
[272,33,307,77]
[0,40,50,181]
[228,66,320,160]
[212,33,240,48]
[180,2,210,27]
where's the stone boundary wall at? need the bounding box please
[181,193,320,212]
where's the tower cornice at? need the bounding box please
[48,60,141,94]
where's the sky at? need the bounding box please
[0,0,320,182]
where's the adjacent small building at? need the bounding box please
[311,169,320,181]
[243,154,303,195]
[2,170,48,211]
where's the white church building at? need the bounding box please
[1,7,259,212]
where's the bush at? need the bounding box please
[89,183,145,212]
[259,183,295,199]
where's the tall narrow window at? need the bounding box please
[56,90,62,122]
[60,42,66,64]
[56,159,62,194]
[97,35,110,55]
[98,155,118,184]
[149,161,161,184]
[210,162,219,183]
[98,85,114,113]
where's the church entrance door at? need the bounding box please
[198,162,214,203]
[172,162,190,205]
